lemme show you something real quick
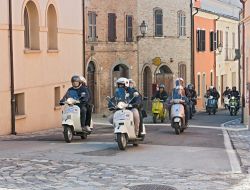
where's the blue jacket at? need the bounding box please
[61,86,91,104]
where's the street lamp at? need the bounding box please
[137,20,148,41]
[217,43,223,53]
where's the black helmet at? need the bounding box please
[159,84,165,89]
[71,75,81,88]
[188,84,194,90]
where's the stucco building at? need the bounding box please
[193,0,241,109]
[137,0,191,102]
[0,0,83,135]
[84,0,138,113]
[241,0,250,127]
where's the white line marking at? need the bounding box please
[221,120,242,174]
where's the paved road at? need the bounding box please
[0,109,245,190]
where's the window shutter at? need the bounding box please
[126,15,133,42]
[108,13,116,42]
[210,31,214,51]
[197,30,200,51]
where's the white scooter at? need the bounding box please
[107,93,146,150]
[224,96,229,109]
[61,98,93,143]
[170,99,187,135]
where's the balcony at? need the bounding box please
[225,48,236,61]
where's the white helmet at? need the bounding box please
[79,76,87,85]
[209,86,214,90]
[116,77,129,87]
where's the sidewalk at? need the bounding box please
[227,120,250,189]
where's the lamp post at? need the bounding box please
[137,20,148,91]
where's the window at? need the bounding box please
[126,15,133,42]
[197,30,206,51]
[88,11,97,42]
[210,71,213,86]
[23,1,40,50]
[15,93,25,116]
[197,75,201,96]
[232,32,235,49]
[210,31,217,51]
[108,13,116,42]
[24,7,30,48]
[178,11,186,36]
[225,31,229,60]
[154,9,163,37]
[217,30,223,48]
[47,4,58,50]
[54,87,60,107]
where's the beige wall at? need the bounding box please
[137,0,191,94]
[0,0,83,135]
[216,18,239,107]
[244,0,250,127]
[85,0,138,113]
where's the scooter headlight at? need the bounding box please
[117,102,128,109]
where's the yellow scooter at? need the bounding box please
[152,98,167,123]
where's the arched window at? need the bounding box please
[179,64,187,85]
[47,4,58,50]
[154,9,163,37]
[24,1,40,50]
[24,7,30,48]
[178,11,186,37]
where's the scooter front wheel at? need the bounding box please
[117,133,127,150]
[64,126,73,143]
[153,114,157,123]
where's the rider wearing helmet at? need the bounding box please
[79,75,93,129]
[61,75,91,132]
[108,77,141,136]
[229,86,240,100]
[152,84,168,102]
[171,78,190,126]
[188,84,197,113]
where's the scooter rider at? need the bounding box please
[79,75,93,130]
[188,84,197,113]
[229,86,240,100]
[108,78,141,136]
[61,75,91,132]
[172,78,189,126]
[223,87,231,97]
[152,84,168,102]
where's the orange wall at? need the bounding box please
[194,16,215,109]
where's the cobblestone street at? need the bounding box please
[0,158,245,190]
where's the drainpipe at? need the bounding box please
[214,15,220,88]
[8,0,16,135]
[82,0,86,77]
[240,0,245,123]
[191,3,199,86]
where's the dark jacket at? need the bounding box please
[61,86,91,105]
[152,90,168,102]
[211,91,220,100]
[229,91,240,99]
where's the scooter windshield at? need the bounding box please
[67,89,79,100]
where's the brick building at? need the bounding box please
[84,0,138,113]
[137,0,191,101]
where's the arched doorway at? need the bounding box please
[87,61,96,112]
[143,66,152,98]
[155,65,173,95]
[143,66,152,112]
[112,64,129,93]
